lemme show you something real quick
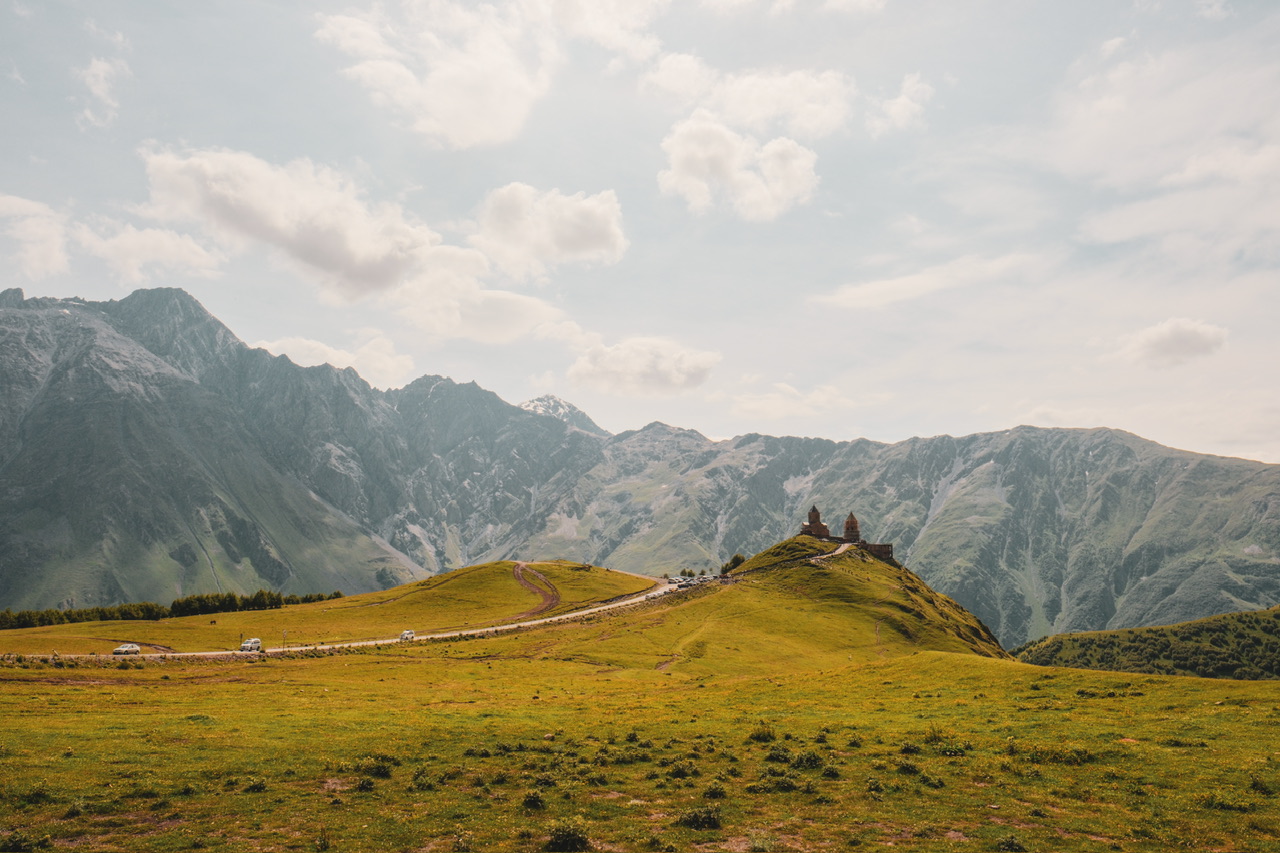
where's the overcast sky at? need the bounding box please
[3,0,1277,462]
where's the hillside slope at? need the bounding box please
[1016,604,1280,680]
[510,536,1008,675]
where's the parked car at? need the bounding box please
[112,643,140,656]
[239,637,262,652]
[399,629,415,641]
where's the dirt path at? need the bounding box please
[511,562,561,620]
[808,542,853,565]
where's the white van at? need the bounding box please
[239,637,262,652]
[399,629,415,642]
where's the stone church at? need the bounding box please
[799,505,895,562]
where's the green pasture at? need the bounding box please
[0,541,1277,851]
[0,561,652,656]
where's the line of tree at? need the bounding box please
[0,589,344,631]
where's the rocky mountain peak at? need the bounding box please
[519,394,610,437]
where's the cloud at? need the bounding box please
[0,194,69,279]
[72,220,221,282]
[550,0,670,64]
[865,72,934,137]
[644,54,854,138]
[255,332,416,389]
[727,382,857,419]
[1194,0,1231,20]
[813,253,1046,309]
[1035,28,1280,190]
[469,182,628,280]
[658,111,818,221]
[140,146,442,298]
[568,336,721,395]
[1118,317,1228,368]
[315,3,561,149]
[75,56,129,128]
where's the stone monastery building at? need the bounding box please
[800,506,895,562]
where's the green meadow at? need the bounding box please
[1,540,1277,852]
[0,561,651,656]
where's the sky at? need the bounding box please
[2,0,1278,463]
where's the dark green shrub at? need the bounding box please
[243,778,267,793]
[747,723,777,743]
[791,750,823,770]
[764,745,792,763]
[703,782,727,799]
[821,766,841,779]
[545,816,591,852]
[522,790,547,810]
[354,777,375,792]
[994,835,1026,852]
[899,742,921,755]
[674,805,721,830]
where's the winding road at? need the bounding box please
[52,567,680,661]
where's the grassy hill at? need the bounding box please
[0,545,1277,852]
[0,560,652,655]
[1016,604,1280,680]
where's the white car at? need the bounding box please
[112,643,141,656]
[399,629,415,641]
[239,638,262,652]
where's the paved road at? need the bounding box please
[83,570,682,660]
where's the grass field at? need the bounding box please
[0,561,653,656]
[0,542,1277,852]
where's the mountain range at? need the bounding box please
[2,286,1277,647]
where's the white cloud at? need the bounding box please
[469,182,628,280]
[644,54,854,138]
[568,336,720,395]
[1118,317,1228,367]
[1195,0,1231,20]
[397,274,571,344]
[315,3,561,149]
[728,383,857,419]
[255,332,416,389]
[73,220,220,283]
[658,111,818,221]
[550,0,670,64]
[865,72,934,137]
[1035,30,1280,190]
[140,146,442,298]
[75,56,129,128]
[813,253,1047,309]
[0,194,69,279]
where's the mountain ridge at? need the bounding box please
[1,286,1277,647]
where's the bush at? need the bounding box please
[703,782,727,799]
[354,777,375,792]
[747,722,777,743]
[763,745,792,763]
[545,816,591,852]
[523,790,547,810]
[994,835,1026,852]
[243,778,267,793]
[791,750,823,770]
[674,805,722,830]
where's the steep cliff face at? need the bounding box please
[2,287,1277,647]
